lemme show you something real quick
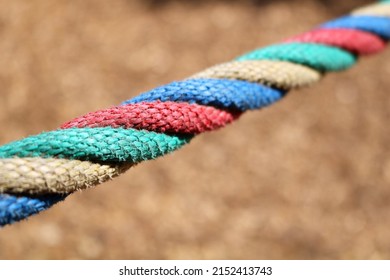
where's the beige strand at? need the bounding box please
[0,158,132,194]
[352,3,390,17]
[191,60,321,90]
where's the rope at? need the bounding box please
[1,1,389,226]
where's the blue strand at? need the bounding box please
[321,16,390,40]
[123,78,286,112]
[0,194,66,226]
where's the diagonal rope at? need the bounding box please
[0,1,389,226]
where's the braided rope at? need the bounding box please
[1,1,389,226]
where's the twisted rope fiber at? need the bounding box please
[1,1,389,226]
[285,29,386,55]
[62,101,240,134]
[191,61,321,90]
[0,158,133,194]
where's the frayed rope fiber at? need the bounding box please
[0,1,389,226]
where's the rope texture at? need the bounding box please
[0,158,132,194]
[1,1,389,226]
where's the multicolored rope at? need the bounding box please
[1,1,390,226]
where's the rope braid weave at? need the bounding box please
[0,1,389,226]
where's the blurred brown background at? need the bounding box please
[1,0,390,259]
